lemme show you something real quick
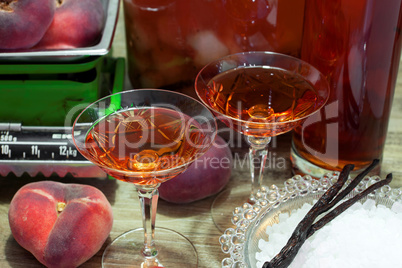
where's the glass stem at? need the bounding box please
[137,184,160,267]
[247,136,271,204]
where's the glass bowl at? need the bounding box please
[219,172,402,268]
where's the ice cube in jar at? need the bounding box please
[123,0,306,89]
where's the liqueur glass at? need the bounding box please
[195,51,330,231]
[72,89,217,267]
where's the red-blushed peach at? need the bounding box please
[0,0,55,49]
[159,135,233,204]
[34,0,105,49]
[8,181,113,268]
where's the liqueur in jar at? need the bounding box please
[123,0,305,89]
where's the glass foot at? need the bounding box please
[102,227,198,267]
[211,186,252,232]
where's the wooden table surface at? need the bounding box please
[1,6,402,268]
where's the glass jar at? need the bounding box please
[123,0,306,89]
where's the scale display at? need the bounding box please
[0,124,83,161]
[0,123,106,178]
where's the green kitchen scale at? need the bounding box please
[0,55,125,178]
[0,0,124,178]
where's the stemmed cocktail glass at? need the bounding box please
[72,89,217,267]
[195,51,330,231]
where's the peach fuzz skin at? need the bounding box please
[8,181,113,268]
[34,0,105,49]
[0,0,55,49]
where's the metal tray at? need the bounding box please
[0,0,120,62]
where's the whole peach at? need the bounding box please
[159,135,233,204]
[8,181,113,268]
[0,0,55,49]
[34,0,105,49]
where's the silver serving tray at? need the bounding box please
[0,0,120,62]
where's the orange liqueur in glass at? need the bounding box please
[206,67,320,136]
[84,107,206,184]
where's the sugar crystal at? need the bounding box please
[256,199,402,268]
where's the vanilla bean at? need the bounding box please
[262,164,354,268]
[308,173,393,237]
[262,160,387,268]
[311,159,379,217]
